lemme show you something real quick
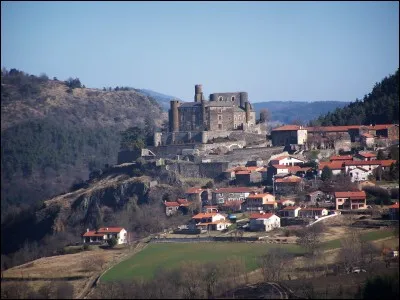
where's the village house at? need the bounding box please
[164,198,190,216]
[276,198,296,208]
[242,193,276,211]
[249,212,281,232]
[274,175,304,195]
[298,208,328,218]
[164,199,190,216]
[360,133,375,148]
[334,191,367,210]
[271,125,308,146]
[280,206,301,218]
[318,161,345,176]
[348,166,372,182]
[82,227,127,244]
[305,191,325,205]
[212,187,262,205]
[235,169,263,185]
[185,187,205,203]
[388,202,399,220]
[220,200,243,212]
[343,160,396,173]
[355,151,377,161]
[269,155,306,166]
[203,205,219,213]
[189,213,231,231]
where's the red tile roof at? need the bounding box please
[222,200,243,207]
[272,125,302,131]
[83,227,125,237]
[192,213,220,219]
[246,193,273,199]
[249,213,275,219]
[82,231,105,237]
[275,176,302,183]
[361,124,397,130]
[344,160,391,167]
[358,152,377,158]
[236,171,251,175]
[318,161,345,170]
[306,125,360,132]
[389,203,399,209]
[164,201,180,207]
[378,160,397,167]
[97,227,125,233]
[213,187,256,193]
[330,155,353,161]
[334,191,366,199]
[186,187,203,194]
[177,198,189,206]
[300,208,327,211]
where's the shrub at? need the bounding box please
[107,237,117,248]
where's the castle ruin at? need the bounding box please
[154,84,264,146]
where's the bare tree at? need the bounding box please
[297,223,325,256]
[259,248,290,281]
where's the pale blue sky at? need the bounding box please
[1,1,399,102]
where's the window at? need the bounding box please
[218,124,222,129]
[231,96,235,101]
[218,96,223,101]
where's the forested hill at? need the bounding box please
[252,101,349,125]
[1,68,165,220]
[310,69,399,126]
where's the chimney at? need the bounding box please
[86,228,89,232]
[106,227,109,231]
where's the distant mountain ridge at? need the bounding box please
[138,89,180,110]
[252,101,350,125]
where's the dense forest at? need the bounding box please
[309,68,399,126]
[1,68,165,222]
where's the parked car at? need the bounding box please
[352,268,366,274]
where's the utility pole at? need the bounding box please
[272,174,275,196]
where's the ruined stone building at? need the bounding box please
[154,85,259,145]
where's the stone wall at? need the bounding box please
[165,161,230,179]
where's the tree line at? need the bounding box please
[309,68,399,126]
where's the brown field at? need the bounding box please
[1,245,133,298]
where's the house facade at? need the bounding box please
[305,191,325,205]
[243,193,276,211]
[249,213,281,231]
[355,152,377,161]
[348,167,372,182]
[82,227,127,245]
[212,187,262,205]
[271,125,308,146]
[281,206,301,217]
[190,213,230,231]
[274,175,304,195]
[269,155,306,166]
[334,191,367,210]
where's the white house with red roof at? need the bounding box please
[249,212,280,231]
[190,212,230,231]
[355,152,377,161]
[82,227,127,244]
[269,155,306,166]
[348,166,372,182]
[334,191,367,210]
[281,206,301,218]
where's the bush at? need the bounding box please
[107,237,117,248]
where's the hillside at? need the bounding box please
[138,88,180,110]
[1,69,166,219]
[310,68,399,126]
[252,101,350,125]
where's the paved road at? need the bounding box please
[226,282,291,299]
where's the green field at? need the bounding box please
[101,229,396,282]
[101,242,304,281]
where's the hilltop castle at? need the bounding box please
[154,85,262,146]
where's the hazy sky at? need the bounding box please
[1,1,399,102]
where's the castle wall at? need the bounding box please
[209,92,245,107]
[165,161,230,179]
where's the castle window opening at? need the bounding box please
[219,96,223,101]
[218,124,222,130]
[218,115,222,120]
[231,96,235,101]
